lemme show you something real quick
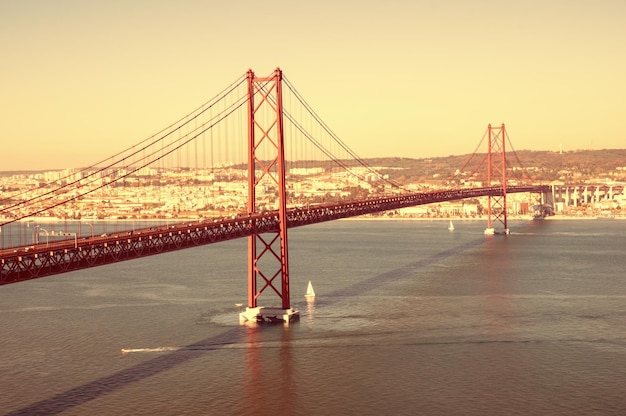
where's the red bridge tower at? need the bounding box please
[484,123,509,235]
[239,68,299,324]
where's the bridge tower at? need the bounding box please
[239,68,299,324]
[484,123,509,235]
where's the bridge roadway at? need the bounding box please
[0,185,548,284]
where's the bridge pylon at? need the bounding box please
[239,68,299,325]
[484,123,509,235]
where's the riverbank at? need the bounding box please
[343,214,625,221]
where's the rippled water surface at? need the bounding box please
[2,219,626,415]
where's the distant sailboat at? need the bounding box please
[448,220,455,231]
[305,280,316,298]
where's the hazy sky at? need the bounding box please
[1,0,625,171]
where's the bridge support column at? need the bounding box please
[240,68,299,325]
[484,124,509,235]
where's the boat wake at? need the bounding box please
[120,343,249,354]
[121,347,181,354]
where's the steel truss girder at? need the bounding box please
[0,220,252,284]
[1,185,548,285]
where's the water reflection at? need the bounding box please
[482,237,518,334]
[244,326,262,415]
[244,325,296,415]
[305,296,316,322]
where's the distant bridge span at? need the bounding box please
[1,184,548,285]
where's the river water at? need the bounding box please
[1,218,625,415]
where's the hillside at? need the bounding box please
[2,149,625,185]
[368,149,626,185]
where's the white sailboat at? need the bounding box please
[304,280,316,298]
[448,220,455,231]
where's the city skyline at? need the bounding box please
[2,0,625,171]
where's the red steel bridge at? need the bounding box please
[0,68,549,323]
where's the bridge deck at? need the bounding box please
[1,185,548,285]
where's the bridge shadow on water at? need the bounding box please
[8,236,486,415]
[324,236,486,299]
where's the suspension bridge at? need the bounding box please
[0,68,549,323]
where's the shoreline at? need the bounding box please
[339,214,624,221]
[6,214,624,225]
